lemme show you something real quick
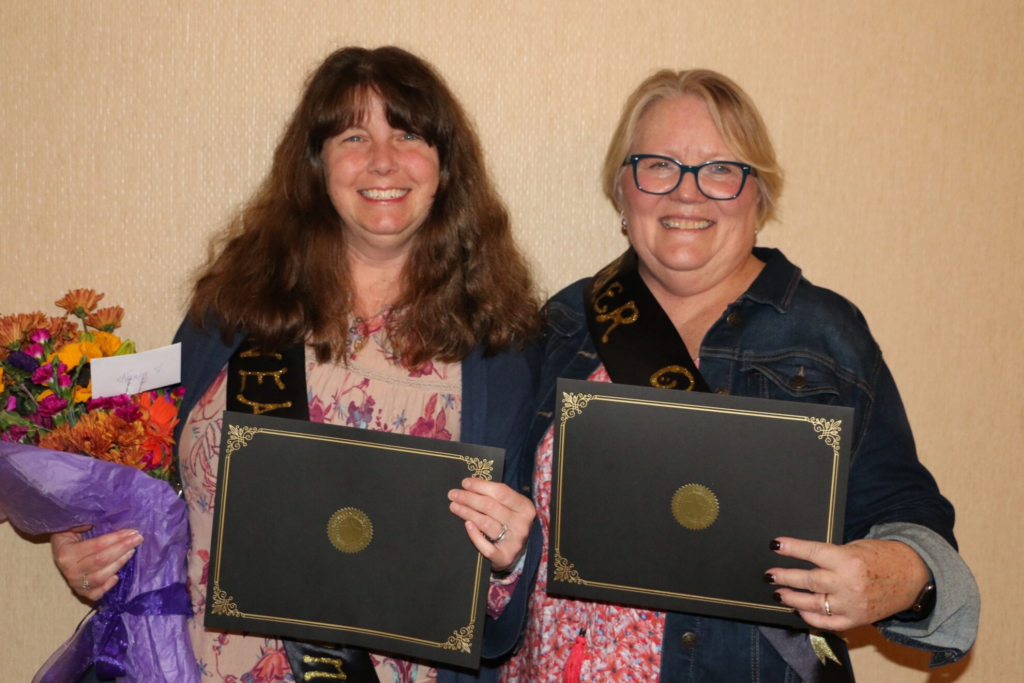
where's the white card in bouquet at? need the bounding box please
[90,343,182,398]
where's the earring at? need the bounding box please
[620,211,628,234]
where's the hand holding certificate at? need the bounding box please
[549,378,852,629]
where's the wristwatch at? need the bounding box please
[910,580,937,619]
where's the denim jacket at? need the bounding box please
[520,248,977,681]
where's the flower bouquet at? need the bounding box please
[0,290,199,683]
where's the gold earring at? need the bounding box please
[620,211,628,234]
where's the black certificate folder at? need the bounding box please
[550,378,851,628]
[205,411,505,669]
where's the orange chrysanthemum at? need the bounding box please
[67,412,148,468]
[86,307,125,333]
[46,316,81,352]
[55,289,104,317]
[38,423,79,453]
[0,312,46,348]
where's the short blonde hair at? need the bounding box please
[602,69,783,227]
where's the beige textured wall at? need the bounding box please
[2,1,1021,680]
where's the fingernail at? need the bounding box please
[131,534,144,546]
[447,490,457,501]
[772,591,782,603]
[462,478,472,487]
[121,549,135,562]
[769,539,781,551]
[763,572,775,584]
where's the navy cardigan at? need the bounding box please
[171,318,543,683]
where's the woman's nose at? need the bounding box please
[671,169,705,202]
[368,142,398,173]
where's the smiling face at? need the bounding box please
[619,95,760,297]
[321,94,441,262]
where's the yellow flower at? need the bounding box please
[37,389,54,401]
[0,366,5,387]
[74,382,92,403]
[92,331,123,357]
[56,341,104,369]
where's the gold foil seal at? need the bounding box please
[327,508,373,553]
[671,484,719,530]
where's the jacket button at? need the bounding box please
[726,312,741,327]
[521,485,531,493]
[681,632,698,648]
[714,387,730,395]
[789,375,807,390]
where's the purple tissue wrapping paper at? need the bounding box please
[0,441,199,683]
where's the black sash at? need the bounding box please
[583,250,851,683]
[227,340,380,683]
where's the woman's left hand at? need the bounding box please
[448,478,535,573]
[767,536,930,630]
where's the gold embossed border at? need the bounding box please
[212,425,486,654]
[553,392,842,613]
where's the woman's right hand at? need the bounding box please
[50,526,144,601]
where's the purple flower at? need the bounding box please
[1,426,29,443]
[29,329,51,344]
[57,364,73,388]
[23,343,45,360]
[5,395,17,411]
[37,394,68,418]
[173,386,186,399]
[31,363,55,385]
[7,351,40,372]
[114,403,142,423]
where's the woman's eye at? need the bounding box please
[400,132,423,142]
[707,164,736,176]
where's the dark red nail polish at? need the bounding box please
[769,539,781,551]
[763,572,775,584]
[772,591,782,603]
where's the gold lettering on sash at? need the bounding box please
[240,347,283,360]
[302,655,347,680]
[236,395,293,415]
[238,367,288,392]
[593,282,639,343]
[650,365,696,391]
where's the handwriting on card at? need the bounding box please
[91,343,182,399]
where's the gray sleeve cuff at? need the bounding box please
[867,522,979,666]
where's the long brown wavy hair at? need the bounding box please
[189,46,541,366]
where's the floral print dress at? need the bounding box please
[500,365,667,683]
[179,313,463,683]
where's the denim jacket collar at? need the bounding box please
[741,247,803,313]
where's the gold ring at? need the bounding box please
[824,595,832,617]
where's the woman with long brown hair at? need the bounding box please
[50,46,543,683]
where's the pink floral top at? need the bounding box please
[501,364,667,683]
[178,314,470,683]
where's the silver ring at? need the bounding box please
[824,595,832,617]
[487,523,508,545]
[81,576,91,591]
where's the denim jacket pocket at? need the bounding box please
[742,354,843,404]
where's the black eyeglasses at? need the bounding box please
[623,155,755,200]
